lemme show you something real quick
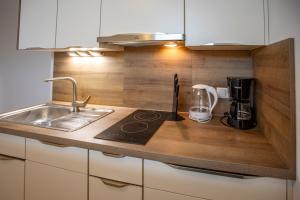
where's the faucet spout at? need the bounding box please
[44,77,90,112]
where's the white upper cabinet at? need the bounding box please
[18,0,57,49]
[56,0,101,48]
[100,0,184,36]
[185,0,266,47]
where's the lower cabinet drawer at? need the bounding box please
[26,138,87,173]
[0,156,24,200]
[144,188,204,200]
[25,161,87,200]
[144,160,287,200]
[89,176,142,200]
[89,150,142,185]
[0,133,25,159]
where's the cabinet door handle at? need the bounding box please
[0,154,23,161]
[39,140,69,148]
[24,47,45,50]
[102,152,125,158]
[65,46,82,50]
[98,177,129,188]
[202,43,243,46]
[166,163,256,179]
[0,154,14,160]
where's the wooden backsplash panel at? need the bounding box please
[123,47,192,111]
[252,39,295,174]
[192,51,253,86]
[54,52,125,106]
[192,51,253,115]
[53,47,252,113]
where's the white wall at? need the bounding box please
[268,0,300,199]
[0,0,53,113]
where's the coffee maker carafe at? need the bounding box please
[226,77,256,130]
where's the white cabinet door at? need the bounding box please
[19,0,57,49]
[185,0,265,46]
[0,133,25,159]
[100,0,184,36]
[144,188,203,200]
[26,138,88,173]
[144,160,286,200]
[89,150,143,185]
[25,161,87,200]
[56,0,101,48]
[0,156,24,200]
[89,176,142,200]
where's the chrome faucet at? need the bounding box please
[44,77,91,112]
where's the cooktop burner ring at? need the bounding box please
[133,111,162,122]
[120,121,149,134]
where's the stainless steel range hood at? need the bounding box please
[98,33,184,47]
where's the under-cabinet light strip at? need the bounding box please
[67,51,103,57]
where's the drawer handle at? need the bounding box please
[102,152,125,158]
[99,177,129,188]
[166,163,256,179]
[65,46,82,50]
[202,43,243,46]
[0,154,15,161]
[0,154,23,161]
[39,140,69,148]
[24,47,45,50]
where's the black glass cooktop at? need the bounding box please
[95,110,173,145]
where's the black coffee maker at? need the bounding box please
[226,77,256,130]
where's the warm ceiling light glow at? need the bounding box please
[69,47,80,51]
[204,43,214,46]
[67,52,79,57]
[164,42,178,48]
[77,51,90,57]
[90,47,101,51]
[69,47,99,51]
[88,51,103,57]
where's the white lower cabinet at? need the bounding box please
[26,138,88,173]
[89,150,143,185]
[144,188,203,200]
[89,176,142,200]
[144,160,287,200]
[89,150,143,200]
[25,161,87,200]
[0,133,25,159]
[0,156,25,200]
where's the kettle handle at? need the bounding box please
[207,86,218,113]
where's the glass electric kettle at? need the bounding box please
[189,84,218,123]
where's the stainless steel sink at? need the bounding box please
[0,104,114,132]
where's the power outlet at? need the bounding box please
[216,87,230,99]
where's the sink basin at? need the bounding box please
[0,104,114,132]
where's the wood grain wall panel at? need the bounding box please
[252,39,296,174]
[53,47,252,113]
[192,51,253,86]
[192,51,253,115]
[123,47,192,111]
[53,52,125,107]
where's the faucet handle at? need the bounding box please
[74,96,91,108]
